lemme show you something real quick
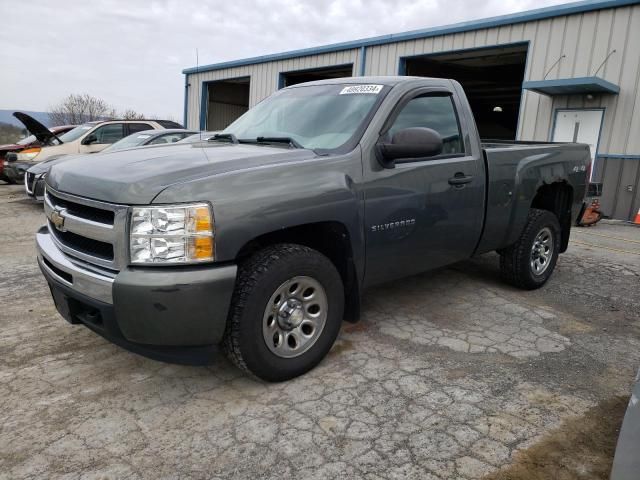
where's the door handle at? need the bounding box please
[448,173,473,186]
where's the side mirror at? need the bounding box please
[82,134,98,145]
[377,127,443,168]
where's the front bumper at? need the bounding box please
[36,226,238,364]
[4,161,31,183]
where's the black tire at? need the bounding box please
[223,243,344,382]
[499,209,561,290]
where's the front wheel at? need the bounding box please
[223,244,344,382]
[499,209,561,290]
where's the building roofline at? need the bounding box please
[183,0,640,75]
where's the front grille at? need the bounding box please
[33,178,45,198]
[47,190,115,225]
[45,186,128,271]
[50,225,114,260]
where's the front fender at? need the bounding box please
[153,150,365,279]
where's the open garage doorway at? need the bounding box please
[206,77,250,130]
[403,44,528,139]
[279,64,354,88]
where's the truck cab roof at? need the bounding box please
[284,75,451,88]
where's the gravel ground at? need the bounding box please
[1,183,639,480]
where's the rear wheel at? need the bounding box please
[223,244,344,382]
[499,209,561,290]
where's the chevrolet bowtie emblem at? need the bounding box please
[50,208,66,231]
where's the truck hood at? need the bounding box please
[27,153,79,175]
[47,142,319,204]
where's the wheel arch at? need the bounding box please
[235,221,361,322]
[530,181,573,252]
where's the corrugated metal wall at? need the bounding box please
[185,3,640,220]
[207,102,248,131]
[596,155,640,220]
[362,4,640,150]
[186,49,361,128]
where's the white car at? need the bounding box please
[15,118,184,164]
[24,128,197,200]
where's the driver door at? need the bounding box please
[363,89,485,287]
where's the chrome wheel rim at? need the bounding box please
[530,227,554,275]
[262,276,328,358]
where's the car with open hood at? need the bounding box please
[0,113,74,184]
[24,128,196,200]
[6,117,183,189]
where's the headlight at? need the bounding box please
[16,147,41,161]
[129,203,215,264]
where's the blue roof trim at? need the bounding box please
[523,76,620,95]
[183,0,640,75]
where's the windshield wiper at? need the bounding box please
[255,136,303,149]
[208,133,239,144]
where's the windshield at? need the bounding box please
[102,131,154,153]
[16,134,36,146]
[57,124,95,143]
[222,84,387,151]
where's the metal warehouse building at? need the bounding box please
[183,0,640,221]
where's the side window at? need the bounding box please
[388,95,464,155]
[148,133,187,145]
[128,123,153,135]
[92,124,125,144]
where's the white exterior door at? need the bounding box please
[552,109,603,161]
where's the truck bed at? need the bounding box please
[476,141,590,255]
[481,139,569,149]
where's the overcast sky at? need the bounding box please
[1,0,570,121]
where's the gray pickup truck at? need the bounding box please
[37,76,590,381]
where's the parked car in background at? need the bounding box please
[179,131,220,143]
[101,129,197,153]
[7,117,183,187]
[0,119,75,183]
[25,129,196,200]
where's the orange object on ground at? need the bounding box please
[578,199,603,227]
[633,207,640,225]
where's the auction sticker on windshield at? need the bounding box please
[339,85,383,95]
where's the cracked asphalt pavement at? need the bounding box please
[1,183,639,479]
